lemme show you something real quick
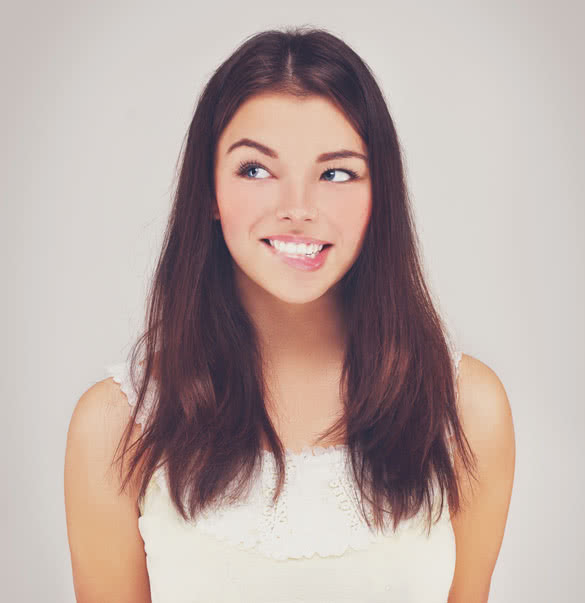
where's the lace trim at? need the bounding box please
[104,361,155,431]
[260,443,349,458]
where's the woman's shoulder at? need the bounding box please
[69,361,151,488]
[454,352,514,458]
[74,375,139,431]
[68,375,144,477]
[456,353,509,413]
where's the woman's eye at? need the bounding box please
[322,168,356,183]
[237,162,271,179]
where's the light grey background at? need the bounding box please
[2,1,583,601]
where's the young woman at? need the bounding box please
[65,26,515,602]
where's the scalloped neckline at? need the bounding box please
[260,443,348,457]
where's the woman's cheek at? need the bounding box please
[217,185,265,246]
[334,192,371,243]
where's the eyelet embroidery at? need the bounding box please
[329,455,376,534]
[260,455,294,541]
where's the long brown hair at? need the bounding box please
[113,25,478,535]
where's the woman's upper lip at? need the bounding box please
[262,235,332,245]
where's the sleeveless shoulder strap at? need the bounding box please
[445,337,463,443]
[445,334,463,394]
[452,349,463,399]
[104,360,155,431]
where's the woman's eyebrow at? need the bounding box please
[226,137,368,163]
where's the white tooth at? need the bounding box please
[269,240,323,256]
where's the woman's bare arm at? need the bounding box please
[64,377,151,603]
[448,354,516,602]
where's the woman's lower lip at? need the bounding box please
[261,240,332,271]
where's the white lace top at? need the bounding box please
[105,348,462,603]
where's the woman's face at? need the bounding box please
[214,92,371,305]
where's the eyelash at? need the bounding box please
[235,159,359,182]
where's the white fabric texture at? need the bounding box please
[105,348,462,603]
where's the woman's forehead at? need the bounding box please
[218,94,366,159]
